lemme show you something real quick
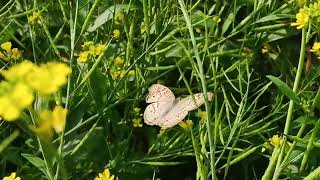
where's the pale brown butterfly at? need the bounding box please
[144,84,213,128]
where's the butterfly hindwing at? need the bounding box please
[144,101,173,126]
[179,92,214,111]
[159,92,214,128]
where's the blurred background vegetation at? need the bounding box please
[0,0,320,179]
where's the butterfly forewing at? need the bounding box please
[145,84,175,103]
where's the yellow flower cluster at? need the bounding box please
[112,13,124,39]
[95,168,115,180]
[109,56,135,81]
[291,2,320,29]
[269,134,282,147]
[291,9,309,29]
[178,120,193,129]
[262,134,282,153]
[2,172,20,180]
[31,106,68,139]
[77,41,106,63]
[197,111,208,121]
[110,56,125,80]
[0,82,33,121]
[132,118,143,127]
[115,12,124,25]
[0,61,71,121]
[0,42,22,61]
[311,42,320,59]
[112,29,120,39]
[27,11,42,25]
[131,107,143,128]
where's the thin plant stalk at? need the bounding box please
[177,0,215,179]
[270,24,307,180]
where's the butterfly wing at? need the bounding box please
[179,92,214,111]
[158,92,214,128]
[144,101,173,126]
[145,84,175,103]
[159,100,189,128]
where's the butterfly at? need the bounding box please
[143,84,213,128]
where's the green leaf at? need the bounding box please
[22,153,47,175]
[267,75,300,104]
[0,130,19,153]
[87,5,138,32]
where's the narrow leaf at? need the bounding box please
[267,75,300,104]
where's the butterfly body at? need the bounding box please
[144,84,213,128]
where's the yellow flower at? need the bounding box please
[84,42,106,56]
[1,42,12,53]
[110,69,125,80]
[11,82,34,109]
[291,8,309,29]
[3,172,21,180]
[32,106,68,139]
[178,120,193,129]
[31,114,54,140]
[51,106,68,133]
[0,42,23,61]
[270,134,282,147]
[89,44,106,56]
[81,41,94,50]
[77,51,89,63]
[0,97,20,121]
[197,111,207,121]
[88,45,96,55]
[95,168,115,180]
[115,12,124,25]
[25,62,71,95]
[28,11,42,25]
[112,29,120,39]
[11,48,22,60]
[310,42,320,59]
[132,118,143,127]
[0,51,7,60]
[1,61,36,81]
[114,56,124,66]
[0,82,34,121]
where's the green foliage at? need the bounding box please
[1,0,320,179]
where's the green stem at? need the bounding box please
[177,0,215,179]
[190,128,206,180]
[272,26,307,179]
[300,119,320,172]
[142,0,149,35]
